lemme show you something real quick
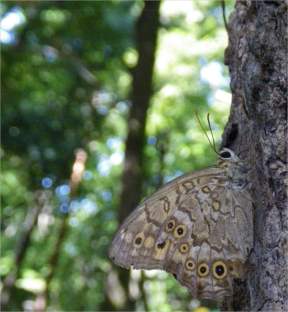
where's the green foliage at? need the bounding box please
[1,0,233,311]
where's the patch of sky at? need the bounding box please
[160,84,180,98]
[212,89,232,112]
[97,151,123,176]
[83,170,93,181]
[73,199,97,215]
[164,170,183,184]
[59,202,69,214]
[42,45,58,62]
[106,137,122,150]
[0,30,15,44]
[110,152,123,165]
[97,106,108,115]
[41,177,53,189]
[70,200,80,212]
[64,242,77,256]
[97,155,111,176]
[206,93,214,106]
[55,184,70,199]
[99,90,113,102]
[116,101,129,114]
[1,7,25,30]
[206,88,231,111]
[0,7,25,44]
[92,90,113,115]
[80,198,98,215]
[198,56,207,66]
[147,136,157,145]
[200,62,228,88]
[161,0,203,25]
[210,7,223,22]
[69,217,79,227]
[101,190,112,202]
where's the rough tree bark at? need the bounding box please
[222,0,287,310]
[113,1,161,311]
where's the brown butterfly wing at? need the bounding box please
[109,167,222,268]
[109,166,253,300]
[163,182,253,299]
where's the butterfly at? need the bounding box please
[109,148,253,301]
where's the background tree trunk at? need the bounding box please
[40,149,87,311]
[105,1,161,311]
[0,191,49,310]
[222,0,287,310]
[119,0,161,223]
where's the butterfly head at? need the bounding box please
[217,148,250,189]
[218,148,240,162]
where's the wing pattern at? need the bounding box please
[109,165,253,300]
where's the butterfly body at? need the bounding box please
[109,148,253,300]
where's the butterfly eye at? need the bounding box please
[197,262,209,277]
[179,243,189,254]
[174,225,187,238]
[220,151,231,159]
[165,219,176,232]
[212,260,228,279]
[185,258,195,271]
[133,233,145,248]
[134,237,142,246]
[156,241,166,249]
[201,186,211,193]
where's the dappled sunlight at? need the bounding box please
[0,7,25,44]
[2,0,232,311]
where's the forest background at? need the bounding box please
[1,1,235,311]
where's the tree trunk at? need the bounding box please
[39,149,87,310]
[222,0,287,310]
[114,1,161,311]
[119,0,161,223]
[0,191,49,310]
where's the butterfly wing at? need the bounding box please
[164,180,253,299]
[109,167,253,299]
[109,167,223,269]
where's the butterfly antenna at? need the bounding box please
[207,113,219,155]
[195,112,219,156]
